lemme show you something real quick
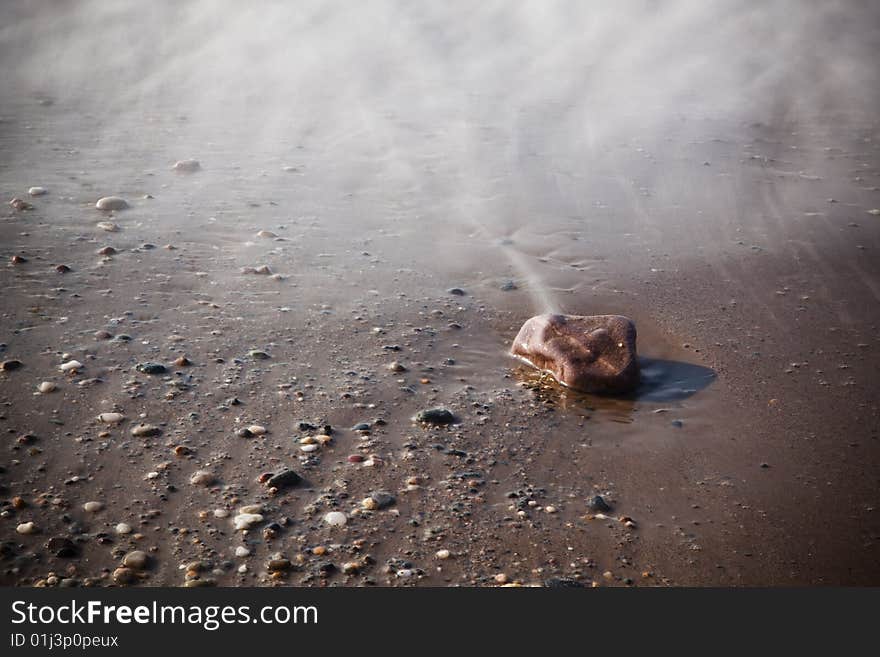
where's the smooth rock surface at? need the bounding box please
[95,196,129,211]
[510,313,639,394]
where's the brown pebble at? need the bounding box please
[112,567,136,585]
[9,198,33,210]
[55,264,72,273]
[174,356,191,367]
[1,360,23,371]
[11,255,27,264]
[98,246,117,256]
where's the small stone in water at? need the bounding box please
[257,230,277,239]
[98,412,125,424]
[323,511,347,527]
[96,221,119,232]
[9,197,33,210]
[248,350,270,360]
[28,186,47,196]
[83,501,103,512]
[59,360,83,373]
[38,381,56,393]
[448,287,466,296]
[16,521,37,535]
[172,159,201,173]
[98,246,117,256]
[95,196,129,211]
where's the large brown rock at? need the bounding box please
[510,314,639,394]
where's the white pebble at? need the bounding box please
[115,523,132,535]
[238,564,248,573]
[190,470,215,486]
[323,511,347,527]
[60,360,83,372]
[238,504,262,515]
[16,521,36,535]
[246,425,267,435]
[233,513,264,531]
[435,549,451,560]
[83,501,103,512]
[28,186,47,196]
[172,159,201,172]
[37,381,57,393]
[235,546,251,557]
[95,196,129,211]
[213,509,229,519]
[97,412,125,424]
[300,444,318,453]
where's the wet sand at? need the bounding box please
[1,2,879,586]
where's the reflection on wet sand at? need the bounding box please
[513,356,715,423]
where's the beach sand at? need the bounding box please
[1,1,878,586]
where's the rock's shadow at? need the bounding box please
[629,357,716,402]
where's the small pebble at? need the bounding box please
[122,550,149,570]
[59,360,83,373]
[436,549,451,560]
[98,412,125,424]
[131,423,161,437]
[233,513,263,530]
[95,196,129,211]
[16,521,37,535]
[172,159,201,173]
[37,381,56,393]
[190,470,215,486]
[415,407,455,425]
[83,501,103,512]
[115,523,132,535]
[28,186,47,196]
[323,511,347,527]
[235,546,251,557]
